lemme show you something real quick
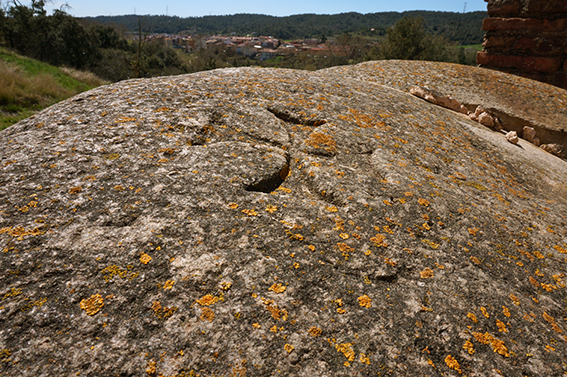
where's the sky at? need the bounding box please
[42,0,488,18]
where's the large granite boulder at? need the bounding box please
[1,62,567,377]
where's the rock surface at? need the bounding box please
[1,62,567,377]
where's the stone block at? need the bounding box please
[477,52,561,73]
[487,0,522,16]
[527,0,567,13]
[482,17,567,33]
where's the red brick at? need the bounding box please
[482,17,567,32]
[477,52,561,73]
[483,36,513,48]
[527,0,567,13]
[487,0,522,16]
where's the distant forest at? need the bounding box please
[90,11,486,45]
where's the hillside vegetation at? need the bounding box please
[92,11,486,46]
[0,48,107,130]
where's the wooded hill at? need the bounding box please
[90,11,486,45]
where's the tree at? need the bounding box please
[379,16,449,62]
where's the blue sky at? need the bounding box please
[43,0,488,17]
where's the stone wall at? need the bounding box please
[477,0,567,89]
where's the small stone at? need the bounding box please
[478,112,495,128]
[506,131,519,144]
[522,126,540,146]
[494,117,503,131]
[541,144,566,158]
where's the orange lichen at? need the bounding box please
[360,353,370,365]
[241,209,258,216]
[196,294,219,306]
[140,253,152,264]
[308,327,322,337]
[445,355,462,374]
[265,204,277,213]
[200,307,215,322]
[472,332,509,357]
[163,280,174,290]
[481,307,489,318]
[335,343,355,362]
[69,186,82,194]
[284,344,295,353]
[467,312,478,323]
[269,283,286,294]
[370,234,388,247]
[502,306,511,317]
[510,294,520,306]
[228,203,239,209]
[420,268,434,279]
[418,198,430,207]
[80,294,104,316]
[496,320,507,333]
[358,295,372,308]
[463,340,475,355]
[304,132,337,151]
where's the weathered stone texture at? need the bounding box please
[479,0,567,89]
[1,62,567,377]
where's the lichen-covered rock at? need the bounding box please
[1,62,567,377]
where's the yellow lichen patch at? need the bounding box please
[339,233,349,240]
[308,327,322,337]
[553,245,567,254]
[370,234,388,247]
[529,276,540,289]
[308,245,316,252]
[241,209,258,216]
[337,243,354,254]
[305,132,337,151]
[101,265,139,282]
[269,283,286,294]
[468,228,479,236]
[200,307,215,322]
[358,295,372,308]
[228,203,239,209]
[196,294,219,306]
[80,294,104,316]
[336,343,355,362]
[421,239,439,249]
[163,280,174,290]
[220,282,232,291]
[252,323,261,329]
[420,268,434,279]
[445,355,462,374]
[270,325,278,333]
[496,320,507,333]
[470,256,481,265]
[284,344,295,353]
[326,205,338,212]
[472,332,509,357]
[146,360,156,375]
[467,312,478,323]
[463,340,475,355]
[265,302,288,321]
[140,253,152,265]
[360,353,370,365]
[510,294,520,306]
[1,226,42,240]
[418,198,430,206]
[3,287,22,300]
[265,204,277,213]
[481,307,489,318]
[68,186,82,194]
[502,306,511,317]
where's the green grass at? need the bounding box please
[457,44,483,51]
[0,48,108,131]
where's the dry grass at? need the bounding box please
[60,67,109,88]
